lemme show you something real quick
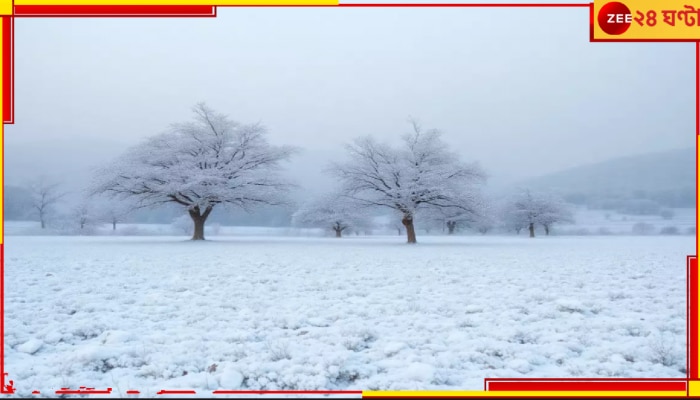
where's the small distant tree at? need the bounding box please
[501,200,527,235]
[503,189,573,238]
[27,177,65,229]
[74,202,91,230]
[332,119,486,244]
[101,199,134,231]
[436,194,491,235]
[391,221,403,236]
[431,208,464,235]
[292,194,372,238]
[93,103,296,240]
[473,204,496,235]
[538,194,574,235]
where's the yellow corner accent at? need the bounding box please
[0,0,11,15]
[592,0,700,40]
[689,381,700,397]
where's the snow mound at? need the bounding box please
[16,339,43,354]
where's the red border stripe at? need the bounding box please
[14,5,216,17]
[690,257,698,379]
[156,390,197,395]
[2,16,12,124]
[487,381,688,391]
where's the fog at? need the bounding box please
[5,6,695,197]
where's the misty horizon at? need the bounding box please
[5,6,695,199]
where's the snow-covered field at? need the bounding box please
[4,234,694,397]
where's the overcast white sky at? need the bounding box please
[5,5,696,192]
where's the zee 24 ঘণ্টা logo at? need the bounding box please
[597,1,700,35]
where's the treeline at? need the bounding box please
[7,103,692,243]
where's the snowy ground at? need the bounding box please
[4,234,694,397]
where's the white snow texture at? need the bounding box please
[4,235,691,397]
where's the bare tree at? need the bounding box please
[331,120,486,244]
[28,177,64,229]
[93,103,296,240]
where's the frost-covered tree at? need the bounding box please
[414,211,444,234]
[72,200,99,231]
[503,189,573,238]
[27,177,64,229]
[471,201,497,235]
[93,103,296,240]
[474,216,495,234]
[292,194,371,237]
[425,194,489,235]
[381,218,403,236]
[99,197,135,231]
[538,195,574,235]
[85,193,135,231]
[332,120,486,244]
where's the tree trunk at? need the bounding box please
[402,215,417,244]
[189,205,214,240]
[113,220,117,231]
[447,221,457,235]
[334,228,342,238]
[528,222,535,238]
[515,227,521,235]
[544,224,550,236]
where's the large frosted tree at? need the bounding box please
[94,103,296,240]
[331,120,486,244]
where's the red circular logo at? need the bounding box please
[598,2,632,35]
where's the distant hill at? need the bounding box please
[518,147,695,208]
